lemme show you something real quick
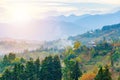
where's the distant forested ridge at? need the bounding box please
[69,23,120,45]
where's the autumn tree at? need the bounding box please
[80,73,96,80]
[74,41,81,50]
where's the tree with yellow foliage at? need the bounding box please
[74,41,81,50]
[80,73,96,80]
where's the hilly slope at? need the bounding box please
[69,23,120,45]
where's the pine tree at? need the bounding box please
[34,57,41,80]
[63,59,75,80]
[71,61,82,80]
[95,66,112,80]
[53,55,62,80]
[12,63,25,80]
[95,67,103,80]
[20,57,26,63]
[103,66,112,80]
[3,55,10,65]
[40,56,54,80]
[40,56,62,80]
[25,58,35,80]
[19,64,25,80]
[8,53,16,61]
[12,64,18,80]
[2,69,12,80]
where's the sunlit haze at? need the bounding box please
[0,0,120,41]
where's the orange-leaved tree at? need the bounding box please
[80,72,96,80]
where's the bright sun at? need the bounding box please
[11,7,31,23]
[8,6,34,38]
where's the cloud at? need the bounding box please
[41,0,120,5]
[2,0,120,15]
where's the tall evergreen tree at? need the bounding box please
[40,56,54,80]
[40,56,62,80]
[53,55,62,80]
[12,64,18,80]
[103,66,112,80]
[71,61,82,80]
[12,63,25,80]
[63,59,74,80]
[8,53,16,61]
[95,66,112,80]
[3,55,10,65]
[25,58,36,80]
[1,69,12,80]
[18,64,25,80]
[95,67,103,80]
[34,57,41,80]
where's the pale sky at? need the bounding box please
[0,0,120,41]
[0,0,120,22]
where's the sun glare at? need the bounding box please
[7,6,36,39]
[10,7,31,23]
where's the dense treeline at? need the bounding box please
[0,55,62,80]
[1,40,120,80]
[0,54,113,80]
[0,53,83,80]
[102,23,120,31]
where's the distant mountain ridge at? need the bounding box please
[0,10,120,41]
[31,10,120,39]
[46,10,120,37]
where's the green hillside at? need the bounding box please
[69,23,120,45]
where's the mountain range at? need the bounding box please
[0,10,120,41]
[45,10,120,37]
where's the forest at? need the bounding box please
[0,0,120,80]
[0,40,120,80]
